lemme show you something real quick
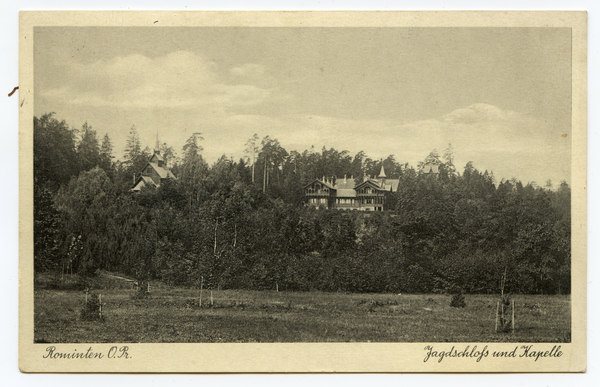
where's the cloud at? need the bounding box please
[230,63,266,78]
[41,51,274,110]
[441,103,519,125]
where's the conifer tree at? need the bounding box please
[100,133,113,159]
[123,125,142,166]
[77,122,102,172]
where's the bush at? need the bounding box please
[450,293,466,308]
[131,280,152,299]
[497,294,513,332]
[80,293,103,321]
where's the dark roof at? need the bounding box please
[354,179,382,191]
[305,175,399,194]
[381,179,400,192]
[303,179,336,190]
[131,175,156,192]
[355,178,399,192]
[150,152,164,163]
[146,162,177,179]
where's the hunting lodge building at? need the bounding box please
[304,162,440,211]
[303,165,382,211]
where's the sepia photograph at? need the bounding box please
[19,11,587,373]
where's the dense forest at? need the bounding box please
[33,113,571,295]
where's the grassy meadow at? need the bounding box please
[34,272,571,343]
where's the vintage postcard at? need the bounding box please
[19,11,587,373]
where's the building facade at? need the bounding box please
[304,165,399,211]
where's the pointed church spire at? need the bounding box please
[155,129,160,154]
[378,160,387,178]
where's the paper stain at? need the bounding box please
[561,134,568,138]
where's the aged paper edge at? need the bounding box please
[18,11,587,373]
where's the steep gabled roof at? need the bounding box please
[130,152,177,192]
[146,161,177,179]
[421,163,440,174]
[306,174,400,196]
[381,179,400,192]
[150,152,164,163]
[131,175,157,192]
[354,179,383,191]
[303,179,336,190]
[355,178,400,192]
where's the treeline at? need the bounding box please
[34,113,571,294]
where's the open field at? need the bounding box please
[34,273,571,343]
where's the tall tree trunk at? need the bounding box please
[266,163,270,191]
[213,218,219,255]
[263,160,267,193]
[252,150,255,183]
[233,223,237,248]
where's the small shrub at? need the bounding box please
[450,293,466,308]
[80,293,103,321]
[131,280,152,299]
[497,294,513,333]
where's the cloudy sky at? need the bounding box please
[34,27,572,185]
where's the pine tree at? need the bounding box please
[100,133,113,159]
[182,133,204,162]
[180,133,208,208]
[33,113,79,188]
[443,143,457,176]
[124,125,142,166]
[99,133,115,176]
[77,122,101,172]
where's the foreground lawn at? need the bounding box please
[34,275,571,343]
